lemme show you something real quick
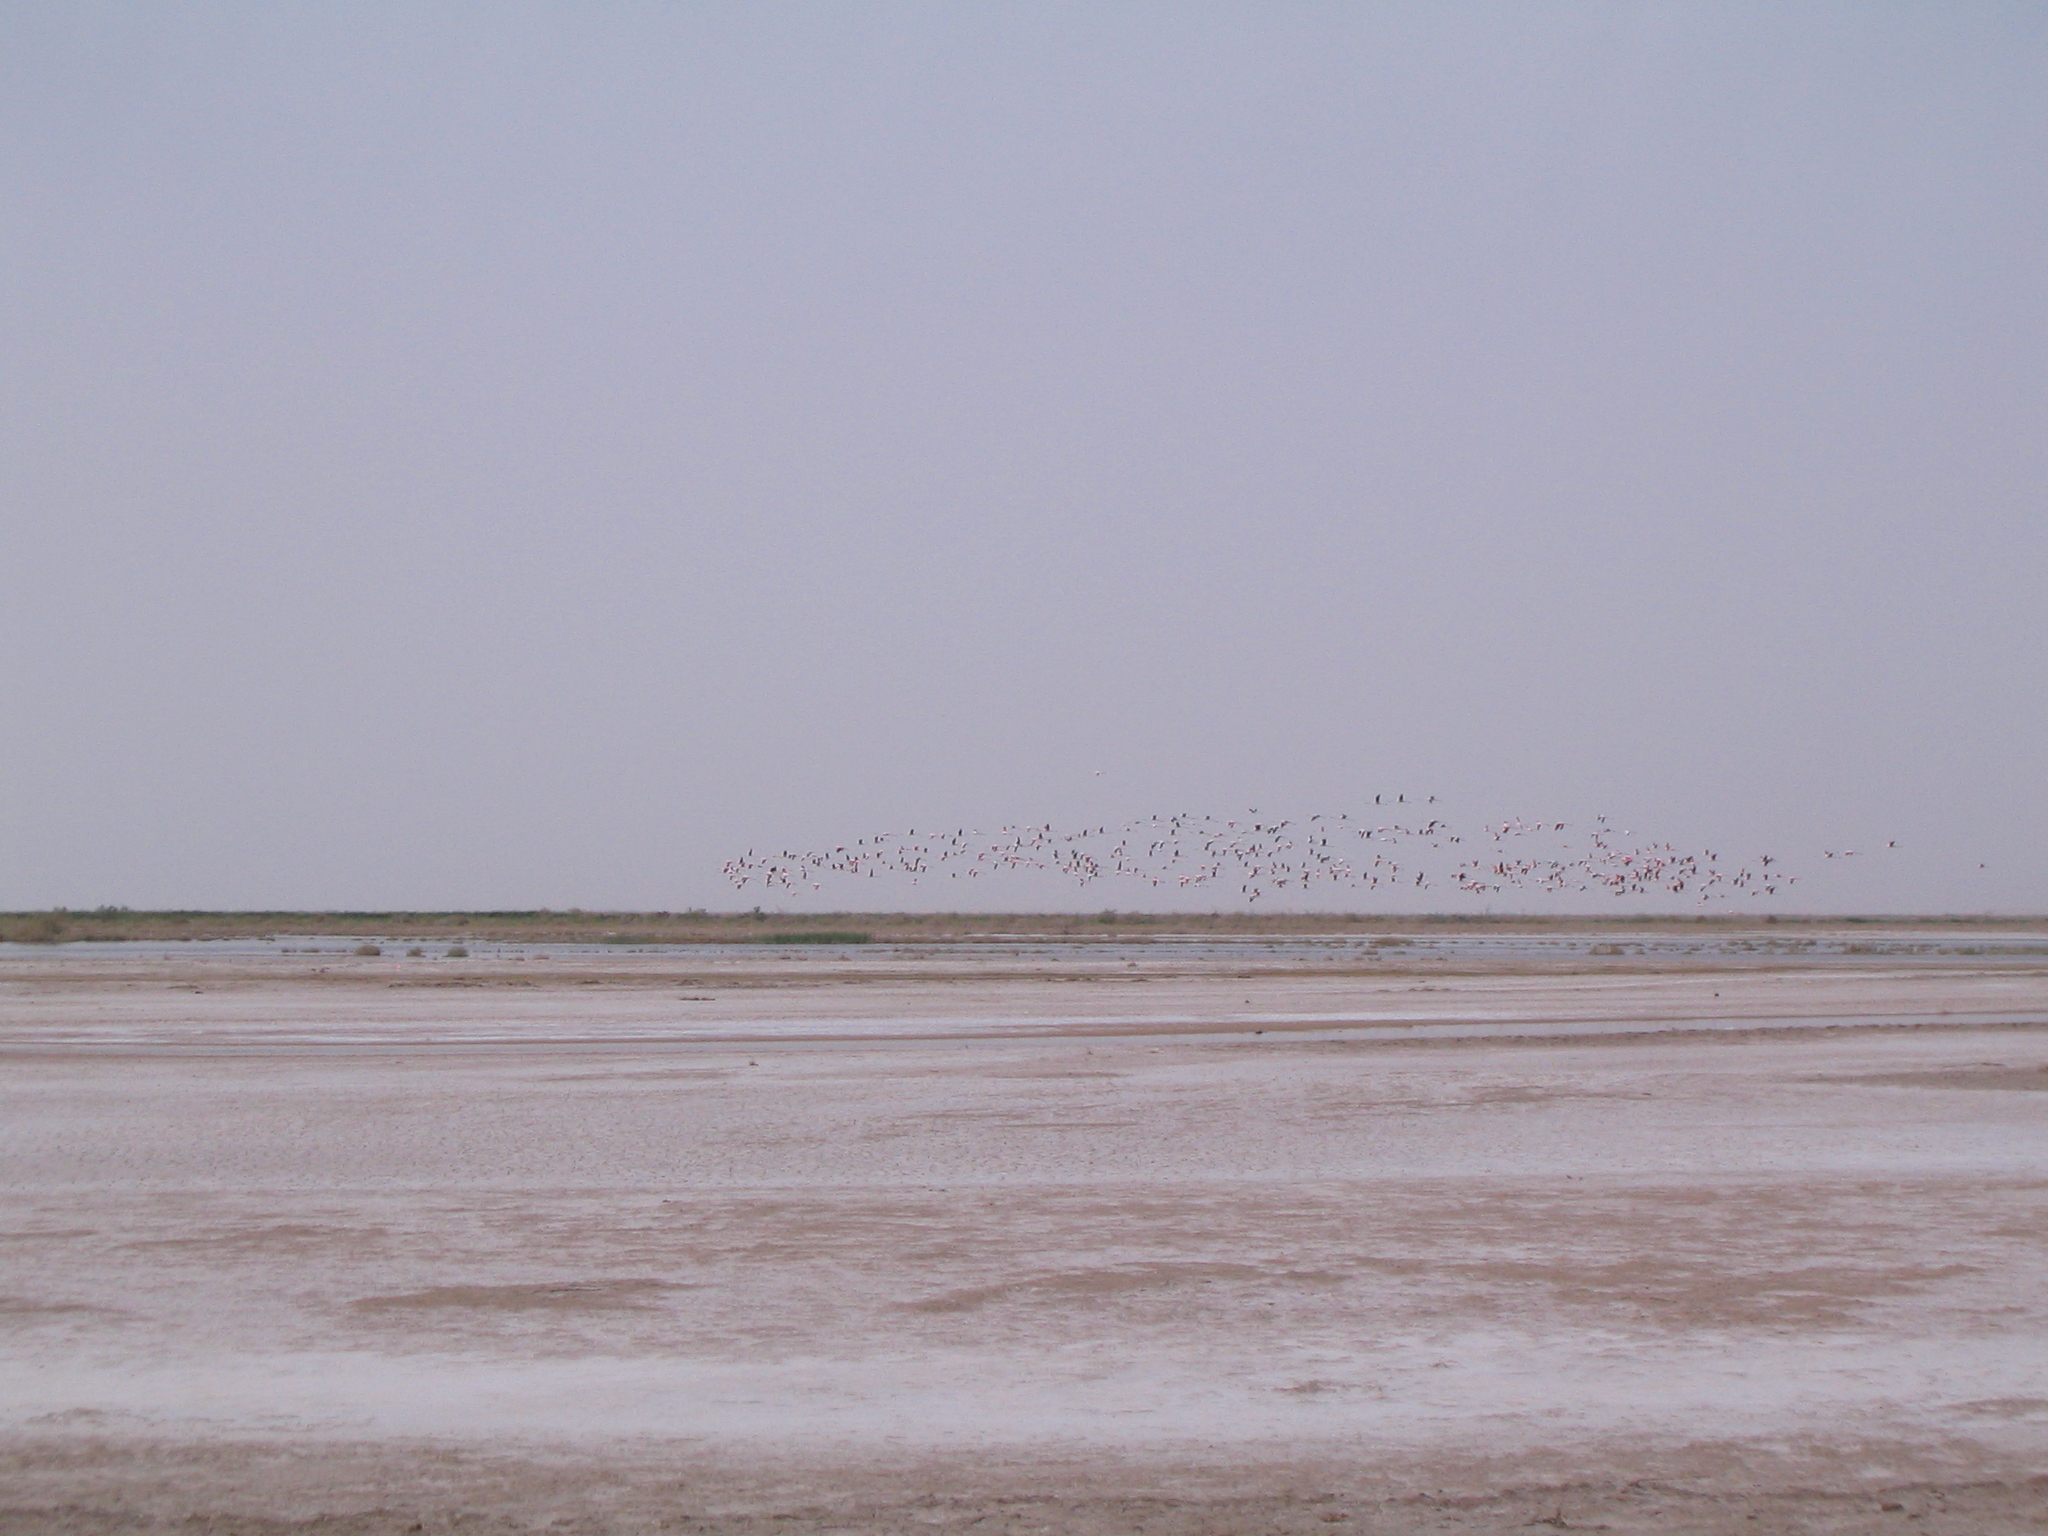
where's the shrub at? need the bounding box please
[13,914,70,944]
[354,944,382,957]
[760,931,871,945]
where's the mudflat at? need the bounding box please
[3,930,2047,1532]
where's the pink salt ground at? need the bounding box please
[2,938,2046,1531]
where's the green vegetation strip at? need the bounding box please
[3,910,2044,945]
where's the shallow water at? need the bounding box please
[9,927,2046,967]
[4,932,2047,1049]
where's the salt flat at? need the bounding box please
[3,933,2047,1532]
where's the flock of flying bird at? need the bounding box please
[724,801,1836,903]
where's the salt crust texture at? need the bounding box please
[2,938,2046,1530]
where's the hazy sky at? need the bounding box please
[4,4,2043,914]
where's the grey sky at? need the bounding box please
[3,4,2043,913]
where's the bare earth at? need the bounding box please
[3,931,2047,1532]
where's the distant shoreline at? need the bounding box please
[3,908,2044,944]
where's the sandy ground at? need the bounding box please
[3,936,2047,1531]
